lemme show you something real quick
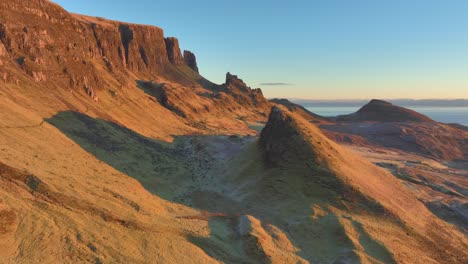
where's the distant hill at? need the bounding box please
[290,98,468,107]
[0,1,467,263]
[336,99,434,122]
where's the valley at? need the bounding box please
[0,0,467,263]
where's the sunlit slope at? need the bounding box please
[0,95,231,263]
[202,106,467,263]
[0,1,466,263]
[0,0,270,142]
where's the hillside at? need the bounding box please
[270,98,330,124]
[319,100,468,161]
[192,106,467,263]
[0,0,270,141]
[336,99,434,123]
[0,1,467,263]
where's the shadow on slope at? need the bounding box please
[200,140,396,263]
[188,217,251,264]
[46,110,399,263]
[46,111,200,202]
[351,220,397,264]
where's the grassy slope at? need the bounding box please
[0,1,466,262]
[1,86,467,263]
[198,107,467,264]
[0,93,224,263]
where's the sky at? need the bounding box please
[53,0,468,99]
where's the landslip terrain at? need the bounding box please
[0,0,467,263]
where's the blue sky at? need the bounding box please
[53,0,468,99]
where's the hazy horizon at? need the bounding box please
[1,1,467,262]
[53,0,468,99]
[273,97,468,101]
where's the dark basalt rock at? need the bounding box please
[183,50,198,72]
[165,37,184,64]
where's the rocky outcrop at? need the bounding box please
[183,50,198,73]
[0,42,4,67]
[0,42,6,57]
[270,98,329,123]
[337,99,434,122]
[259,106,317,165]
[221,73,270,114]
[165,37,184,64]
[225,72,250,93]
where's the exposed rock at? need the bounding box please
[32,71,46,82]
[0,1,467,263]
[0,42,6,57]
[270,98,329,123]
[259,106,316,165]
[218,72,271,116]
[165,37,184,64]
[183,50,198,72]
[0,23,10,53]
[83,77,98,102]
[0,72,7,82]
[225,72,249,92]
[157,86,188,118]
[0,0,270,126]
[115,23,168,71]
[118,24,133,65]
[0,0,171,93]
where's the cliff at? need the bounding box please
[183,50,198,73]
[0,0,271,138]
[165,37,184,64]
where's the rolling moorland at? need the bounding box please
[0,0,467,263]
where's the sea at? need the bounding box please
[304,106,468,126]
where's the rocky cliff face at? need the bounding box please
[0,0,202,93]
[165,37,184,64]
[221,72,270,111]
[0,0,270,132]
[225,72,251,93]
[183,50,198,73]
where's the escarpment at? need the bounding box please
[0,0,272,137]
[165,37,184,64]
[183,50,198,73]
[0,0,202,93]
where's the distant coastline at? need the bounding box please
[287,99,468,107]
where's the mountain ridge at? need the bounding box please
[0,0,271,141]
[0,1,467,263]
